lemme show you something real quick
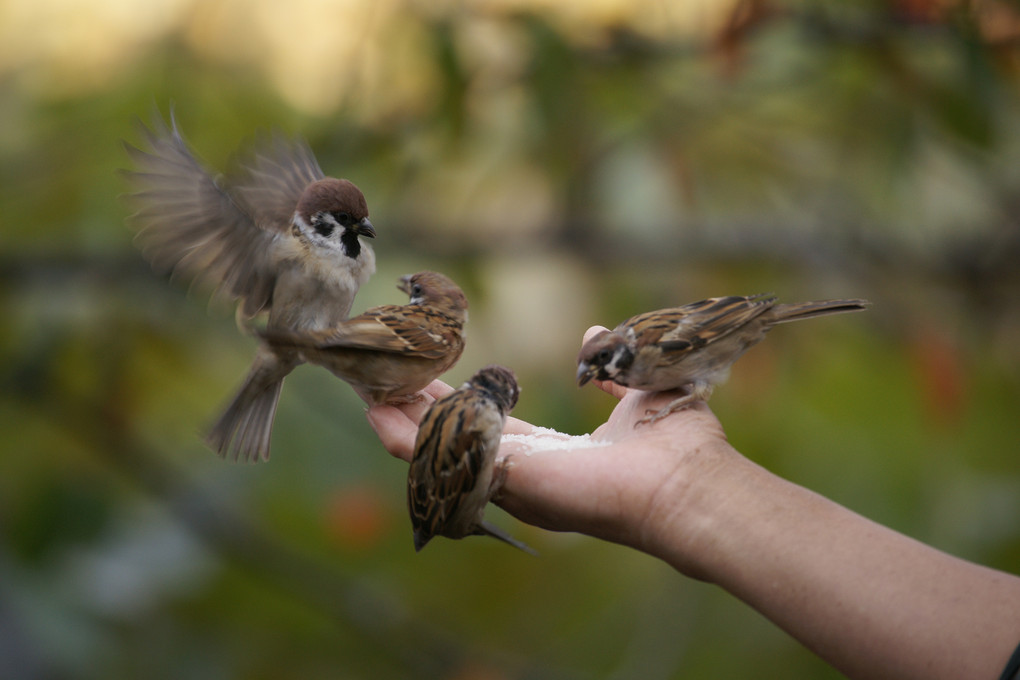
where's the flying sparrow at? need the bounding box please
[122,109,377,462]
[261,271,468,406]
[576,294,870,425]
[407,365,533,553]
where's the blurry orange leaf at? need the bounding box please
[324,485,393,551]
[892,0,952,24]
[908,327,969,427]
[974,0,1020,44]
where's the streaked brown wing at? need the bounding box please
[408,391,494,539]
[227,131,325,233]
[122,111,280,317]
[312,307,460,358]
[628,295,776,352]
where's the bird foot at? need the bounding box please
[385,392,428,406]
[489,455,514,500]
[635,383,713,428]
[636,399,695,427]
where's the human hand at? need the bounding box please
[366,326,736,561]
[375,328,1020,680]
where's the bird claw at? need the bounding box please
[489,454,514,499]
[635,400,694,427]
[634,383,713,428]
[386,392,428,406]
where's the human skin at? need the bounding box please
[366,327,1020,680]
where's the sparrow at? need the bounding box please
[576,294,870,425]
[261,271,468,406]
[121,109,377,463]
[407,365,534,553]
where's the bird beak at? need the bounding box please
[576,361,597,387]
[397,274,412,295]
[355,217,376,238]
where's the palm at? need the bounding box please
[367,373,727,550]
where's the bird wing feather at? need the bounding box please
[122,111,284,317]
[264,307,459,359]
[313,308,458,358]
[628,295,776,352]
[227,130,325,233]
[408,392,498,541]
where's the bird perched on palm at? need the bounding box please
[577,294,869,425]
[122,109,377,462]
[407,365,533,553]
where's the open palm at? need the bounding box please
[366,326,731,553]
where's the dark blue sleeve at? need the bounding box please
[1001,639,1020,680]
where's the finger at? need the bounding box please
[593,378,628,400]
[380,379,453,426]
[503,414,543,436]
[393,394,437,426]
[422,380,454,400]
[365,405,417,462]
[582,325,610,346]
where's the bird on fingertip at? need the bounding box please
[260,271,469,408]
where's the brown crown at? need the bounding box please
[296,178,368,220]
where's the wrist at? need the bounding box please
[635,434,755,580]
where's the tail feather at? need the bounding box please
[413,522,536,555]
[477,520,538,555]
[413,530,430,552]
[768,298,870,324]
[205,354,291,463]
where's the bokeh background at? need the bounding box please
[2,0,1020,678]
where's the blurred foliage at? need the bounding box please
[2,0,1020,678]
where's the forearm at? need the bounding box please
[649,446,1020,680]
[369,390,1020,678]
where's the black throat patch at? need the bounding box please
[339,228,362,259]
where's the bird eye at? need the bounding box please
[596,348,613,364]
[412,283,423,298]
[334,211,352,225]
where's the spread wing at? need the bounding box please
[121,110,282,317]
[623,295,776,352]
[227,130,325,233]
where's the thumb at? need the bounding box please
[582,325,609,345]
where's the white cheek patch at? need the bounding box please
[294,213,346,253]
[604,352,625,378]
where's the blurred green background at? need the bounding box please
[2,0,1020,678]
